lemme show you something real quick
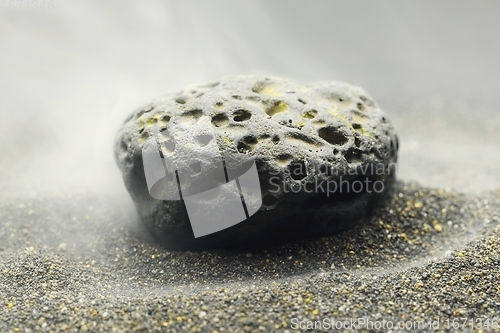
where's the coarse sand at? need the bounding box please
[1,182,499,332]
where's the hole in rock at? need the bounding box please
[318,127,348,146]
[233,109,252,122]
[288,160,307,181]
[211,113,229,127]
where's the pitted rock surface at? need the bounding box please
[115,75,399,249]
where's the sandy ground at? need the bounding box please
[1,1,500,332]
[0,183,499,332]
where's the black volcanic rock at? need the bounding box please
[115,75,399,249]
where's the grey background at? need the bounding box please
[1,0,499,200]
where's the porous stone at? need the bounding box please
[115,75,399,249]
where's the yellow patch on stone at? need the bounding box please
[137,113,163,129]
[354,125,371,137]
[253,82,282,97]
[302,110,317,119]
[327,109,374,139]
[327,109,351,126]
[146,117,158,127]
[266,101,289,116]
[260,85,282,97]
[352,112,368,124]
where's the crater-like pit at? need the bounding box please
[233,109,252,122]
[318,127,348,146]
[288,160,307,181]
[211,113,229,127]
